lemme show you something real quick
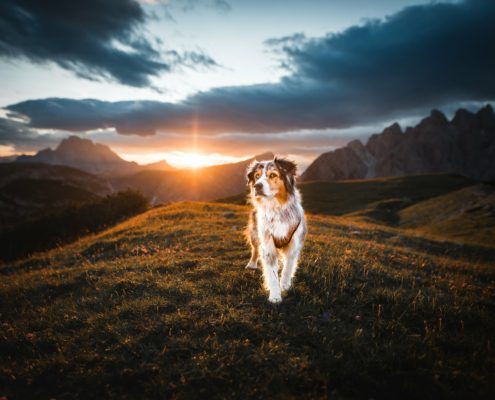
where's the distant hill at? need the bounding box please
[302,105,495,182]
[398,183,495,246]
[15,135,174,176]
[0,163,112,230]
[114,152,274,204]
[0,155,17,163]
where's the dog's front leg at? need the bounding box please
[280,239,301,292]
[260,239,282,303]
[280,222,305,291]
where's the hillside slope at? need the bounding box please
[298,174,474,216]
[0,163,113,229]
[398,184,495,246]
[1,202,494,399]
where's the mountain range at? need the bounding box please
[301,105,495,182]
[15,135,174,176]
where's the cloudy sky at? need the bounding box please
[1,0,494,168]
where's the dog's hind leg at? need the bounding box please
[245,210,259,269]
[245,239,259,270]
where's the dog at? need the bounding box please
[245,156,306,303]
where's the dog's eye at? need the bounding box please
[254,173,261,179]
[269,173,277,179]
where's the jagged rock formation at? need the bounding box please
[302,105,495,182]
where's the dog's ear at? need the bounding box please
[246,160,259,184]
[274,157,297,177]
[275,157,297,193]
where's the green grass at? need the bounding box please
[1,201,494,399]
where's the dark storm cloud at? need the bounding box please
[6,0,495,135]
[6,98,190,136]
[0,0,217,87]
[0,116,66,152]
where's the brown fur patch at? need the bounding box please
[265,163,288,204]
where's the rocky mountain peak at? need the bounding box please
[15,136,173,176]
[382,122,403,137]
[56,136,121,161]
[366,122,403,158]
[477,104,495,129]
[302,104,495,182]
[452,108,474,130]
[429,109,449,124]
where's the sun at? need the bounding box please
[160,151,213,169]
[119,150,248,169]
[158,151,248,169]
[177,152,208,169]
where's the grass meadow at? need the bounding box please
[1,201,494,399]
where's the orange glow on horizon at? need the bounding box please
[119,150,249,169]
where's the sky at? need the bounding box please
[0,0,494,169]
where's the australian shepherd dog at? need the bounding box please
[245,157,306,303]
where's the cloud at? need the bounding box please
[173,0,231,13]
[0,0,217,87]
[0,116,68,153]
[6,0,495,135]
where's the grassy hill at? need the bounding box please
[1,201,494,399]
[398,184,495,247]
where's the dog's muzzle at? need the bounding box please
[254,182,265,196]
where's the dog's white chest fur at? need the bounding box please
[257,196,302,246]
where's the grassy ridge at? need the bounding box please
[398,184,495,247]
[1,202,494,399]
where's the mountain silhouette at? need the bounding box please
[302,105,495,182]
[16,135,174,176]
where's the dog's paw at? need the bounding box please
[268,294,282,304]
[245,262,258,270]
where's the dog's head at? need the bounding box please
[247,157,297,202]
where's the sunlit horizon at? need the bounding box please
[120,150,250,169]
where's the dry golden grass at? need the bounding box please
[1,201,494,399]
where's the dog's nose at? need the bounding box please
[254,182,263,194]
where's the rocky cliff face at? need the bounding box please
[302,105,495,182]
